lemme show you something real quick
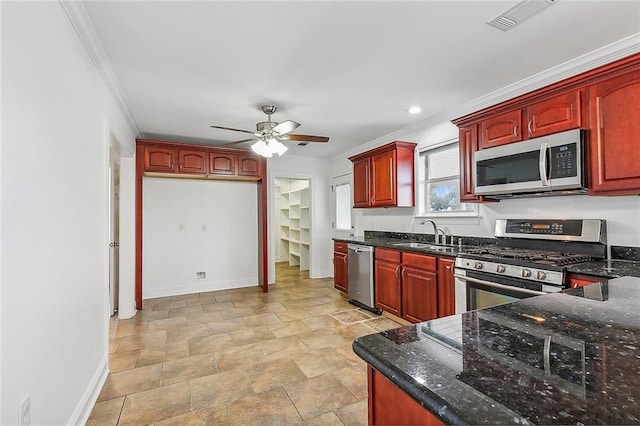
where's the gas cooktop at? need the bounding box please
[461,246,593,267]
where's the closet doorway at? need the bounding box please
[274,178,311,272]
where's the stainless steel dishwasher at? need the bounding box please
[347,244,381,314]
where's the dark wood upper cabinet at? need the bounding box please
[237,154,262,177]
[525,90,582,138]
[144,146,177,173]
[458,124,481,202]
[178,149,208,175]
[138,139,265,182]
[588,71,640,195]
[480,109,522,149]
[454,52,640,198]
[209,152,236,176]
[352,158,371,208]
[349,141,417,208]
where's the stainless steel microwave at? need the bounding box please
[473,129,586,198]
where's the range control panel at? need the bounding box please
[504,219,583,236]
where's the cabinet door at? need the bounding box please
[209,152,237,176]
[437,258,456,318]
[144,146,177,172]
[567,273,606,288]
[525,90,582,138]
[371,149,396,207]
[375,259,401,316]
[480,109,522,149]
[401,266,437,323]
[588,72,640,195]
[459,124,481,202]
[369,367,444,426]
[178,149,208,175]
[352,158,371,208]
[237,154,262,177]
[333,251,349,293]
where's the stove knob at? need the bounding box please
[474,262,484,270]
[522,269,532,278]
[537,271,547,280]
[496,265,506,273]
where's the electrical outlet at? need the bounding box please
[196,272,206,279]
[18,394,31,426]
[178,223,185,232]
[201,224,207,231]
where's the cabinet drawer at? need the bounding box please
[334,241,348,253]
[375,248,401,262]
[402,252,436,271]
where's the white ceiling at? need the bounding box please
[83,1,640,158]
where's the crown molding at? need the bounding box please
[333,32,640,161]
[59,0,142,137]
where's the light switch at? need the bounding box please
[201,224,207,231]
[178,223,185,231]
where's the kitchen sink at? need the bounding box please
[391,242,430,248]
[391,242,455,252]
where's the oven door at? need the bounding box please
[454,269,561,313]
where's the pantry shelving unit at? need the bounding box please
[275,178,310,271]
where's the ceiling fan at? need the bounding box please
[210,105,330,157]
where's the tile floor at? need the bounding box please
[88,263,403,425]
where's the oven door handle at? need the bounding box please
[454,274,547,296]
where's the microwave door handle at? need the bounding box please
[539,142,550,187]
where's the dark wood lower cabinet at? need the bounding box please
[375,259,402,316]
[437,257,456,317]
[333,242,349,293]
[368,366,444,426]
[401,266,437,323]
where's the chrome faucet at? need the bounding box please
[420,219,441,245]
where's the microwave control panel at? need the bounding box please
[549,144,577,178]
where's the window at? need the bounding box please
[335,182,352,231]
[418,141,476,216]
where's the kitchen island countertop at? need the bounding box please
[353,276,640,425]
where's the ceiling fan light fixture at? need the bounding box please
[268,138,288,156]
[251,139,272,158]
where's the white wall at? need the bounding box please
[268,154,333,281]
[1,2,136,424]
[142,178,259,298]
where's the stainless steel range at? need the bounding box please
[454,219,607,313]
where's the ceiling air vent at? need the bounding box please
[487,0,558,31]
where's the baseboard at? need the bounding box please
[143,278,258,299]
[67,353,109,425]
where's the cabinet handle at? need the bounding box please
[527,120,533,136]
[395,266,401,279]
[513,125,519,139]
[445,263,453,270]
[343,256,347,265]
[401,269,406,280]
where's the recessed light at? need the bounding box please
[408,106,422,114]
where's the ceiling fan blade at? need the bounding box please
[223,138,256,145]
[282,134,330,143]
[210,125,255,135]
[271,120,300,135]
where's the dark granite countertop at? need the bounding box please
[566,259,640,278]
[353,276,640,425]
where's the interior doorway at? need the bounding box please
[108,148,121,316]
[274,178,311,273]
